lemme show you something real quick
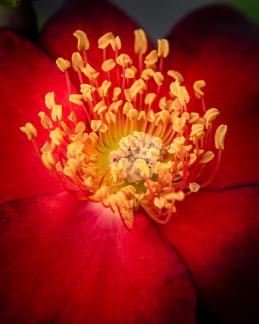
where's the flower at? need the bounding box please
[0,1,259,323]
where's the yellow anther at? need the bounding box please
[45,91,56,109]
[91,120,108,133]
[82,64,100,80]
[98,80,112,97]
[172,116,187,133]
[204,108,220,127]
[137,111,146,121]
[112,87,122,101]
[51,104,62,122]
[170,81,181,97]
[193,80,206,99]
[156,110,170,124]
[75,121,86,134]
[109,100,123,113]
[20,122,37,140]
[123,102,134,114]
[128,108,138,120]
[144,50,158,66]
[144,93,156,106]
[124,67,136,79]
[157,39,169,58]
[124,89,133,102]
[189,182,200,193]
[69,94,84,106]
[102,58,116,72]
[38,112,53,129]
[41,151,56,170]
[71,52,84,72]
[154,197,166,209]
[190,124,205,140]
[98,32,114,49]
[189,112,200,124]
[94,101,108,114]
[141,68,154,80]
[134,29,148,55]
[41,141,55,154]
[67,141,84,158]
[130,79,146,98]
[147,109,156,123]
[153,71,164,86]
[200,151,215,164]
[50,127,64,146]
[81,84,95,101]
[215,124,228,149]
[167,70,184,83]
[84,176,94,188]
[63,158,81,179]
[110,36,122,51]
[178,86,190,105]
[159,97,167,110]
[73,30,90,51]
[164,191,185,201]
[106,111,116,124]
[61,121,70,134]
[68,111,77,122]
[116,53,133,67]
[56,57,71,72]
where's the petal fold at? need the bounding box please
[159,187,259,323]
[0,193,196,323]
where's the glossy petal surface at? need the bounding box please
[0,193,196,323]
[159,187,259,323]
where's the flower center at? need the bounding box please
[109,131,164,184]
[20,28,228,229]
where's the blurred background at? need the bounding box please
[0,0,258,40]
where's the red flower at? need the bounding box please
[0,1,259,323]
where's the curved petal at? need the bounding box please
[0,30,71,203]
[165,5,259,124]
[40,0,146,72]
[0,193,196,323]
[159,187,259,323]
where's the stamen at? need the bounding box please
[20,28,228,229]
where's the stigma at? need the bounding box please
[20,29,227,229]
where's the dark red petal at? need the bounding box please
[159,187,259,323]
[0,193,196,323]
[40,0,144,73]
[0,30,72,203]
[166,5,259,123]
[208,113,259,189]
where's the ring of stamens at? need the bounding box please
[20,28,228,229]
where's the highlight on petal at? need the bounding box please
[166,5,259,124]
[0,193,196,323]
[0,30,75,203]
[159,187,259,323]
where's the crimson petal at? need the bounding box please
[166,5,259,124]
[159,187,259,323]
[0,30,72,203]
[0,193,196,323]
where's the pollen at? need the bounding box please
[20,29,228,229]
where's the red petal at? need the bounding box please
[209,113,259,189]
[159,187,259,323]
[0,30,71,202]
[40,0,143,75]
[0,193,196,323]
[166,5,259,123]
